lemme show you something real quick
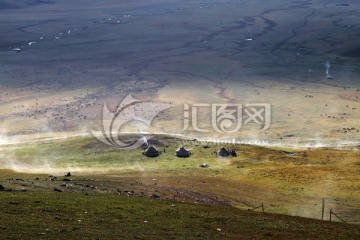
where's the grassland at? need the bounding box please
[0,135,359,225]
[1,191,359,240]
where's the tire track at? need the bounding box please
[268,2,314,63]
[265,0,332,64]
[213,82,236,103]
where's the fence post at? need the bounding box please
[261,203,264,213]
[329,209,332,222]
[330,210,347,223]
[322,198,325,220]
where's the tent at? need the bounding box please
[229,149,237,157]
[175,147,190,158]
[143,146,160,157]
[217,147,230,157]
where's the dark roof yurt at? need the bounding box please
[229,149,237,157]
[217,147,230,157]
[175,147,190,158]
[143,146,160,157]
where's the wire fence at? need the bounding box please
[242,198,359,224]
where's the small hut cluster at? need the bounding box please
[142,146,237,158]
[217,147,237,157]
[142,146,191,158]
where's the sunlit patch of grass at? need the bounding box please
[0,134,359,223]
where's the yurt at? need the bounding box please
[175,147,191,158]
[143,146,160,157]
